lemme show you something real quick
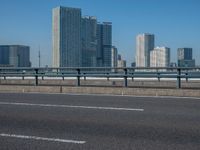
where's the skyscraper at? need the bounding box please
[136,33,155,67]
[81,16,97,67]
[117,54,126,72]
[52,6,81,67]
[111,46,118,68]
[96,22,112,67]
[150,47,170,68]
[0,46,9,65]
[0,45,31,67]
[177,48,195,67]
[118,59,126,68]
[178,48,192,60]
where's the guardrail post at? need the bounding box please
[35,69,39,86]
[176,68,181,89]
[76,69,80,86]
[132,74,134,82]
[185,71,188,82]
[157,72,160,82]
[124,68,128,87]
[62,73,64,80]
[132,69,135,82]
[22,72,25,80]
[84,73,86,81]
[107,73,109,81]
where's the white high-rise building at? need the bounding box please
[52,6,81,67]
[150,47,170,67]
[118,60,126,68]
[117,54,126,72]
[136,33,154,67]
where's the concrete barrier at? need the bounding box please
[1,78,200,88]
[0,85,199,98]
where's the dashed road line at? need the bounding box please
[0,133,86,144]
[0,102,144,111]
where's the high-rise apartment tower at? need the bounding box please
[52,6,81,67]
[150,47,170,67]
[177,48,195,67]
[96,22,112,67]
[81,16,97,67]
[136,33,154,67]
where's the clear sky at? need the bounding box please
[0,0,200,67]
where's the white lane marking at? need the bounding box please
[0,133,86,144]
[0,102,144,111]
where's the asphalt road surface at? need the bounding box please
[0,93,200,150]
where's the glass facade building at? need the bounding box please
[53,6,112,68]
[96,22,112,67]
[52,6,81,67]
[177,48,195,67]
[0,45,31,67]
[81,16,97,67]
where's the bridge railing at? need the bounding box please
[0,67,200,88]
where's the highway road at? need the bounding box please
[0,93,200,150]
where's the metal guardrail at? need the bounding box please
[0,67,200,88]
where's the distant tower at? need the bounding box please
[111,46,118,68]
[38,46,41,67]
[81,16,97,67]
[117,54,126,71]
[96,22,112,67]
[0,45,31,67]
[52,6,81,67]
[177,48,195,67]
[136,33,154,67]
[150,47,170,67]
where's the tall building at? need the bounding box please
[131,62,136,67]
[118,59,126,68]
[178,48,192,60]
[0,46,9,65]
[177,48,195,67]
[136,33,154,67]
[150,47,170,67]
[52,6,81,67]
[0,45,31,67]
[117,54,126,72]
[111,46,118,68]
[81,16,97,67]
[96,22,112,67]
[117,54,122,61]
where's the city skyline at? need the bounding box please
[52,6,112,68]
[0,0,200,67]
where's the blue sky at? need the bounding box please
[0,0,200,67]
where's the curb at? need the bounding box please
[0,85,200,98]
